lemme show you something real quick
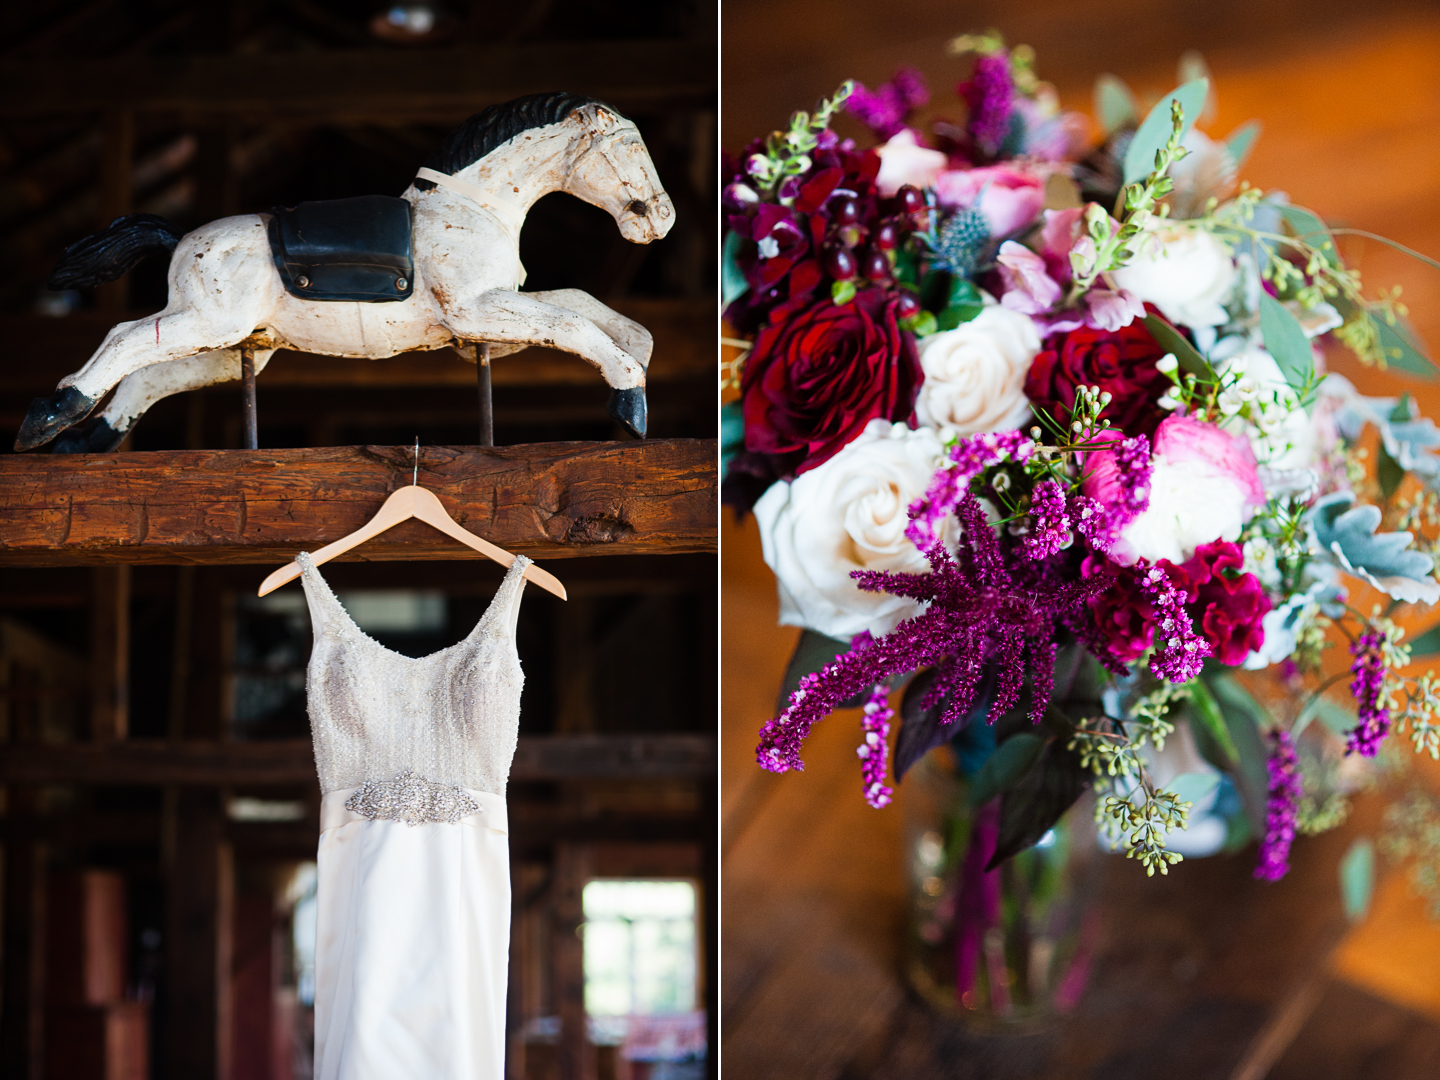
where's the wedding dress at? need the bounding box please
[296,550,531,1080]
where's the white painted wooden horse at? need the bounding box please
[16,92,674,453]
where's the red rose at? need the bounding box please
[1024,317,1172,438]
[741,288,921,477]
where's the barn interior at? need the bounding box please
[0,3,716,1080]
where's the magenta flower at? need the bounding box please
[1347,631,1390,757]
[1254,729,1302,881]
[857,683,895,808]
[847,67,930,140]
[905,428,1035,551]
[960,53,1015,156]
[756,493,1108,776]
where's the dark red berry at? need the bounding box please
[896,291,921,319]
[874,221,899,251]
[825,247,857,281]
[861,249,890,281]
[898,185,924,214]
[833,198,860,225]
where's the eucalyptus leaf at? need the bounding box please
[1094,73,1138,135]
[1278,205,1337,266]
[1165,771,1222,809]
[721,231,748,306]
[1258,292,1315,393]
[1141,314,1209,377]
[1408,621,1440,657]
[1224,120,1262,170]
[1122,78,1209,185]
[966,732,1045,809]
[1308,491,1440,604]
[1372,310,1438,381]
[1377,441,1406,501]
[1202,670,1272,835]
[1340,837,1375,921]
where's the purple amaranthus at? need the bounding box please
[846,67,930,140]
[906,429,1035,551]
[757,493,1108,775]
[1346,630,1390,757]
[960,53,1015,156]
[857,684,895,808]
[1254,729,1302,881]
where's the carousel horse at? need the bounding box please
[15,91,674,453]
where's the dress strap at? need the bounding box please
[294,552,351,633]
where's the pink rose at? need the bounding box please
[933,165,1047,237]
[874,128,947,196]
[996,241,1061,315]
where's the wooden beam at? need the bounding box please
[0,440,717,566]
[0,42,714,119]
[0,735,716,785]
[0,300,714,395]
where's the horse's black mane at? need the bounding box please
[414,92,616,188]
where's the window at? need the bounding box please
[583,880,697,1018]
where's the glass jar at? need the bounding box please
[901,746,1101,1031]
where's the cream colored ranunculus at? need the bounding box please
[1110,224,1238,329]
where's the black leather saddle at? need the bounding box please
[266,195,414,303]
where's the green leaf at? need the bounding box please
[1224,120,1262,170]
[988,737,1090,870]
[966,732,1045,808]
[1094,73,1138,135]
[1372,310,1438,381]
[1202,670,1272,835]
[936,303,984,331]
[1165,770,1222,808]
[1258,292,1315,393]
[1408,621,1440,657]
[1185,678,1240,768]
[721,231,748,306]
[1278,205,1337,266]
[776,630,860,715]
[1378,440,1406,501]
[902,310,938,338]
[1122,77,1209,185]
[831,278,857,306]
[720,400,744,481]
[1141,313,1209,377]
[1340,837,1375,921]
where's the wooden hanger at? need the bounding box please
[257,442,566,600]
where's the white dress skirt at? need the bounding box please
[296,552,530,1080]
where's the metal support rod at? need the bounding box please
[477,343,493,447]
[240,347,258,450]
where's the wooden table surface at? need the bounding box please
[722,6,1440,1076]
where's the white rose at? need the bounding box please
[754,420,949,639]
[913,301,1041,437]
[1110,224,1238,329]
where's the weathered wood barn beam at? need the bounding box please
[0,734,716,784]
[0,41,715,119]
[0,299,714,394]
[0,440,717,565]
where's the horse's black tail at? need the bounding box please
[47,213,182,291]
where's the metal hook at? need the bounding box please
[413,437,419,486]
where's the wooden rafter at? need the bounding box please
[0,440,717,565]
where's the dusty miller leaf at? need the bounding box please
[1308,491,1439,604]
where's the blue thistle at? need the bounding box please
[933,206,990,277]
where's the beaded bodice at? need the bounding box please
[296,551,529,798]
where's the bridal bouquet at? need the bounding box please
[722,34,1440,890]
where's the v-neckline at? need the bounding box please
[297,552,527,663]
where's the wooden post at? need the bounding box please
[89,566,130,742]
[240,348,258,451]
[163,789,234,1080]
[478,343,494,447]
[553,842,594,1080]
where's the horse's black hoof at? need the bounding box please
[606,386,647,439]
[51,416,125,454]
[14,386,97,451]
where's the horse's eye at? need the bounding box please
[626,199,648,217]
